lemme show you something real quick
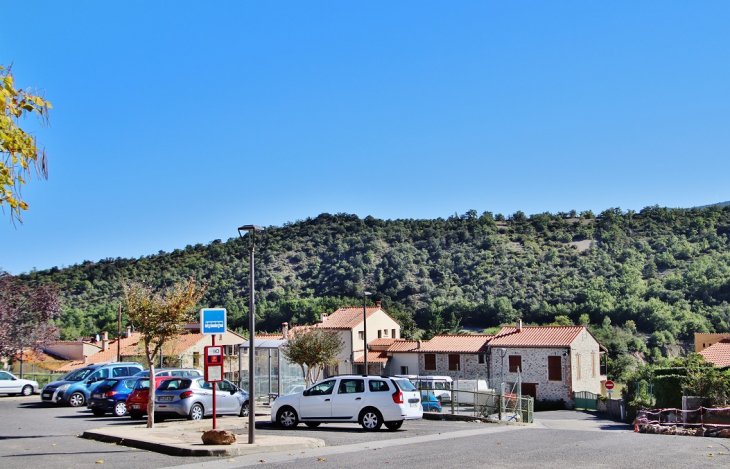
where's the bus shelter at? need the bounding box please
[238,339,306,402]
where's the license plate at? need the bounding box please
[42,393,51,398]
[91,393,101,399]
[410,402,418,408]
[158,396,173,402]
[131,404,140,409]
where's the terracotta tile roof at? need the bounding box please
[370,338,396,348]
[386,340,421,352]
[699,339,730,368]
[55,332,207,372]
[56,332,146,371]
[353,350,389,364]
[489,326,585,347]
[255,333,286,340]
[418,335,492,353]
[315,307,382,329]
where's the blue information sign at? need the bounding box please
[200,308,227,334]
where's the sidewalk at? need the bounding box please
[81,410,325,457]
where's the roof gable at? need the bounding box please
[316,306,396,330]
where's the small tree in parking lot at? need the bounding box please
[123,277,207,428]
[282,328,343,386]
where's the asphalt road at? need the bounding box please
[1,395,729,469]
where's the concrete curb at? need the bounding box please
[81,423,325,457]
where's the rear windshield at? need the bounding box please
[99,379,121,389]
[158,379,191,391]
[134,379,150,390]
[394,379,417,392]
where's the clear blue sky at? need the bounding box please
[3,1,730,275]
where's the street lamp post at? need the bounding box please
[238,224,265,444]
[359,292,371,375]
[498,348,507,421]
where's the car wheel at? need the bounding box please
[305,422,321,428]
[239,401,250,417]
[384,420,403,431]
[68,392,85,407]
[129,412,144,420]
[359,408,383,431]
[92,408,106,417]
[188,403,204,420]
[277,407,299,429]
[113,401,127,417]
[21,385,33,396]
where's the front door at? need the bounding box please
[299,379,335,418]
[521,383,538,399]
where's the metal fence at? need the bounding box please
[421,388,534,423]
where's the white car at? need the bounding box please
[0,370,39,396]
[271,375,423,431]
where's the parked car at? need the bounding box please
[41,362,144,407]
[132,368,203,378]
[271,375,422,431]
[0,370,39,396]
[125,376,174,419]
[87,376,138,416]
[154,378,249,421]
[421,393,442,412]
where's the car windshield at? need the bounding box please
[63,368,95,381]
[158,379,191,391]
[395,379,417,392]
[134,379,150,390]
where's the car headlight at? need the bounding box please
[57,384,70,392]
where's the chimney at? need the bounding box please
[101,331,109,351]
[321,313,329,322]
[126,326,132,338]
[376,301,382,308]
[417,340,422,349]
[282,322,289,339]
[83,355,88,364]
[516,319,523,333]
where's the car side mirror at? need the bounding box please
[303,389,310,396]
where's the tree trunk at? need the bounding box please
[147,362,156,428]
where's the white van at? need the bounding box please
[396,375,453,402]
[452,379,490,405]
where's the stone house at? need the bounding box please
[488,321,607,405]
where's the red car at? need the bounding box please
[126,376,172,419]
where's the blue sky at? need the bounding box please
[3,1,730,275]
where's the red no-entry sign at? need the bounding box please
[605,380,615,390]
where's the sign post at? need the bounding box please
[200,308,227,429]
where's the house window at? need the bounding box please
[378,330,382,339]
[508,355,522,373]
[392,329,396,339]
[576,354,582,380]
[592,352,596,377]
[193,352,200,367]
[478,353,485,364]
[400,366,409,375]
[383,329,389,337]
[425,354,436,370]
[448,354,460,371]
[358,331,364,340]
[548,356,562,381]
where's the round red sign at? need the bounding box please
[605,380,615,390]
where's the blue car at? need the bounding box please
[41,362,144,407]
[421,393,442,412]
[87,377,139,416]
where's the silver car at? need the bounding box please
[0,371,38,396]
[154,378,249,421]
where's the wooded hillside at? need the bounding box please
[18,205,730,370]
